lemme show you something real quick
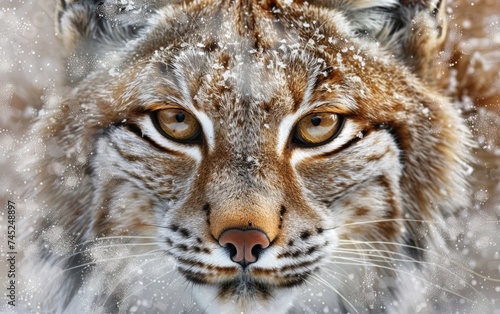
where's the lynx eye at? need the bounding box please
[293,113,343,146]
[153,109,201,142]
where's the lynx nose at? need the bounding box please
[218,229,270,267]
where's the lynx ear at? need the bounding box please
[56,0,158,81]
[344,0,447,82]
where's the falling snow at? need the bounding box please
[0,0,499,313]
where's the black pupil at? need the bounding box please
[175,112,185,122]
[311,116,321,126]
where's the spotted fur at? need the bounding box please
[20,0,477,313]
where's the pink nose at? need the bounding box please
[218,229,270,267]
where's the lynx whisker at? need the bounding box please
[116,259,178,306]
[88,235,158,241]
[57,241,163,266]
[331,248,481,294]
[103,254,169,307]
[54,249,166,280]
[338,239,500,283]
[310,273,360,314]
[324,259,476,303]
[325,218,438,230]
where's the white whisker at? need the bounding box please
[337,239,500,283]
[57,242,163,266]
[310,273,360,314]
[116,258,178,305]
[324,259,476,303]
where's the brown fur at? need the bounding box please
[16,0,498,313]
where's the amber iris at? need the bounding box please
[294,113,342,146]
[155,109,201,142]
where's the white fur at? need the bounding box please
[137,115,203,163]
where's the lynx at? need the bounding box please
[18,0,489,313]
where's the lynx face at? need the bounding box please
[21,0,471,313]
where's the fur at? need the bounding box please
[17,0,492,313]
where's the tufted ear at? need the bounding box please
[55,0,161,82]
[340,0,447,82]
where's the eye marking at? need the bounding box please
[127,114,204,163]
[152,108,202,143]
[293,113,344,147]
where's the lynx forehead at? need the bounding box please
[20,0,473,313]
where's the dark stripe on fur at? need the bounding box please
[124,123,182,155]
[319,129,371,158]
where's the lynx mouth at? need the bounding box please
[178,261,312,293]
[216,276,277,300]
[181,269,310,302]
[175,244,325,293]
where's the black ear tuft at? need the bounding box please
[56,0,159,82]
